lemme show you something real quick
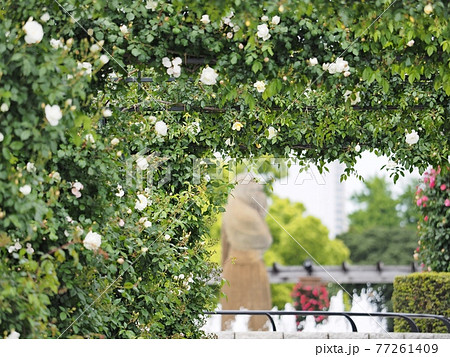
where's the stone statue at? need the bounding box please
[220,174,273,331]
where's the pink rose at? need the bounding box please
[441,184,447,191]
[445,199,450,207]
[424,216,428,222]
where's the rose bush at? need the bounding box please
[415,167,450,272]
[1,0,450,338]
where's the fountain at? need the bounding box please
[202,289,387,333]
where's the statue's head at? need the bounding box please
[231,173,268,217]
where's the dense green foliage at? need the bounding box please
[340,227,417,265]
[1,0,450,338]
[416,167,450,272]
[393,273,450,333]
[265,196,350,265]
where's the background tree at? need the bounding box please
[339,176,418,265]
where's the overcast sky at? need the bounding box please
[272,152,421,238]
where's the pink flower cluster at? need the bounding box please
[416,167,450,210]
[292,282,330,328]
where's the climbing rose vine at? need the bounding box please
[415,167,450,272]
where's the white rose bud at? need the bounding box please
[407,40,415,47]
[1,103,9,112]
[111,138,120,146]
[0,132,4,142]
[424,4,433,15]
[90,44,100,53]
[100,55,109,64]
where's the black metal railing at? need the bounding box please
[204,310,450,333]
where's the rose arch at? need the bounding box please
[1,0,449,338]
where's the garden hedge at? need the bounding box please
[393,272,450,333]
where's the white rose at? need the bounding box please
[172,57,182,66]
[308,57,318,66]
[111,138,120,146]
[407,40,414,47]
[50,39,61,49]
[267,126,277,139]
[115,185,125,197]
[1,103,9,112]
[164,234,171,241]
[40,13,50,22]
[261,15,269,22]
[200,14,210,24]
[100,54,109,64]
[7,331,20,339]
[135,194,148,211]
[90,44,100,53]
[19,185,31,195]
[85,134,95,143]
[155,120,168,136]
[225,138,234,146]
[120,25,128,34]
[81,62,92,75]
[52,171,61,181]
[238,43,244,50]
[162,57,172,68]
[271,16,281,25]
[136,156,149,170]
[45,104,62,126]
[322,63,330,71]
[405,130,419,145]
[344,71,351,77]
[117,257,125,264]
[227,32,233,39]
[256,24,271,41]
[23,20,44,44]
[344,90,361,105]
[386,160,397,169]
[0,132,4,142]
[26,243,34,254]
[200,67,218,85]
[335,58,349,73]
[253,80,266,93]
[232,122,244,131]
[171,65,181,78]
[424,3,433,15]
[355,144,361,152]
[26,162,36,173]
[83,231,102,251]
[189,122,201,135]
[102,108,112,117]
[145,0,158,11]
